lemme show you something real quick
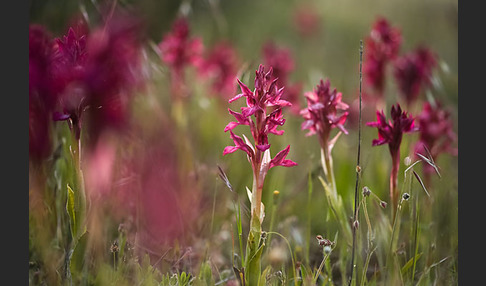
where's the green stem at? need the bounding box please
[385,198,405,285]
[313,251,332,284]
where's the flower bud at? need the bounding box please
[323,246,332,255]
[353,220,359,229]
[404,156,412,166]
[362,186,371,197]
[402,193,410,200]
[273,190,280,205]
[380,201,387,208]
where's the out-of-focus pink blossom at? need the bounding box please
[29,24,56,163]
[414,101,457,175]
[262,42,302,113]
[83,137,117,199]
[393,47,437,106]
[262,42,294,87]
[159,17,204,99]
[293,6,321,38]
[300,79,349,149]
[51,11,145,144]
[83,13,145,142]
[368,17,402,59]
[363,17,402,97]
[110,125,201,252]
[198,41,239,98]
[51,26,89,140]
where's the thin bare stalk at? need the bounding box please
[313,251,332,284]
[360,197,376,286]
[348,40,364,286]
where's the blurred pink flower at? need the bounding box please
[300,79,349,149]
[83,137,116,199]
[51,11,145,143]
[393,47,437,106]
[51,26,89,140]
[198,41,239,98]
[262,42,294,87]
[414,101,457,174]
[110,124,201,252]
[83,12,145,141]
[262,42,302,113]
[159,17,203,99]
[364,17,402,97]
[293,6,321,38]
[29,24,56,163]
[368,17,402,59]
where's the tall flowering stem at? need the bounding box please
[223,65,297,285]
[367,104,417,217]
[301,79,349,197]
[300,78,352,281]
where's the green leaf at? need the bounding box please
[69,231,88,277]
[401,252,422,275]
[259,265,272,286]
[66,184,77,240]
[245,215,264,286]
[195,261,214,286]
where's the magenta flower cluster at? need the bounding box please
[223,65,297,173]
[367,104,417,155]
[300,79,349,148]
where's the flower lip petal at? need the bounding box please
[53,111,71,121]
[269,145,297,169]
[256,144,271,152]
[223,146,238,156]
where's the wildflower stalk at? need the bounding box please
[384,195,406,284]
[223,65,297,285]
[300,76,352,257]
[389,149,400,219]
[313,249,332,284]
[348,40,364,286]
[305,173,313,266]
[360,196,376,286]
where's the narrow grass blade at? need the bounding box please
[413,170,430,197]
[401,252,422,275]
